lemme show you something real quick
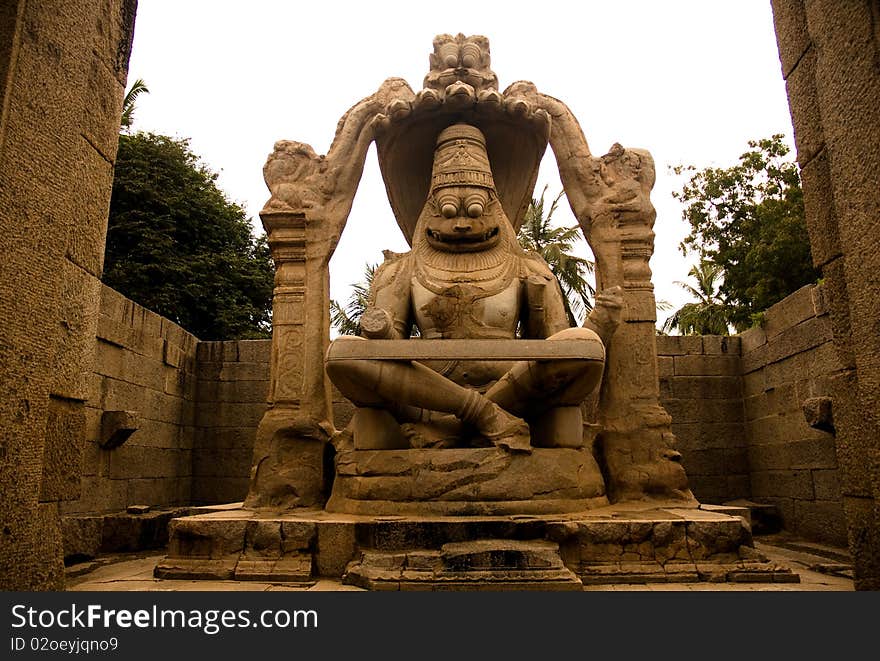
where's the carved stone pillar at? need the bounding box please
[588,147,692,503]
[241,84,390,509]
[601,224,661,404]
[244,209,334,509]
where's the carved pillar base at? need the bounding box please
[244,408,332,509]
[598,303,694,503]
[600,404,693,503]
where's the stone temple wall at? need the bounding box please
[62,285,199,514]
[63,289,359,514]
[770,0,880,589]
[656,335,748,505]
[0,0,137,589]
[658,283,847,546]
[190,339,355,504]
[192,341,269,505]
[71,282,846,550]
[738,284,846,545]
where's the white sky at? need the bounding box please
[125,0,794,328]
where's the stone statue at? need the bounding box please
[246,32,692,511]
[159,33,790,591]
[326,123,623,455]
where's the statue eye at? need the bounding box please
[437,194,459,218]
[439,42,459,69]
[464,193,486,218]
[442,203,459,218]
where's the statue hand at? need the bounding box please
[585,286,624,344]
[360,307,394,339]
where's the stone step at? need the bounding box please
[344,539,583,591]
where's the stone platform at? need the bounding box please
[154,503,799,590]
[329,447,607,516]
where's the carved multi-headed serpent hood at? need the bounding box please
[376,35,548,246]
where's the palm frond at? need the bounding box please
[121,78,149,131]
[331,262,378,335]
[518,188,594,324]
[663,259,736,335]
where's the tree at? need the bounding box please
[673,134,819,330]
[104,132,274,340]
[330,263,377,336]
[517,185,595,326]
[120,78,149,132]
[661,260,738,335]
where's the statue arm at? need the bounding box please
[360,254,413,339]
[541,279,575,337]
[521,256,571,338]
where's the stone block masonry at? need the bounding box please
[771,0,880,591]
[657,335,748,506]
[191,339,358,505]
[63,285,199,515]
[659,283,847,547]
[0,0,137,590]
[192,340,270,504]
[740,285,846,546]
[65,285,364,518]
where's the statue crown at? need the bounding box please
[431,124,495,192]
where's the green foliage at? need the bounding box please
[517,186,594,326]
[661,260,738,335]
[121,78,149,132]
[330,263,377,336]
[673,134,819,330]
[104,132,274,340]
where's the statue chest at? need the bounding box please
[412,277,521,339]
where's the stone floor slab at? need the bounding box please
[66,529,853,591]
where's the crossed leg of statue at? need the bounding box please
[326,357,530,452]
[325,328,603,453]
[485,327,605,419]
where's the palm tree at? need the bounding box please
[661,260,737,335]
[655,299,674,335]
[518,185,595,326]
[121,78,149,132]
[330,263,377,335]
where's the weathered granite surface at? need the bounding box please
[154,506,798,590]
[771,0,880,589]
